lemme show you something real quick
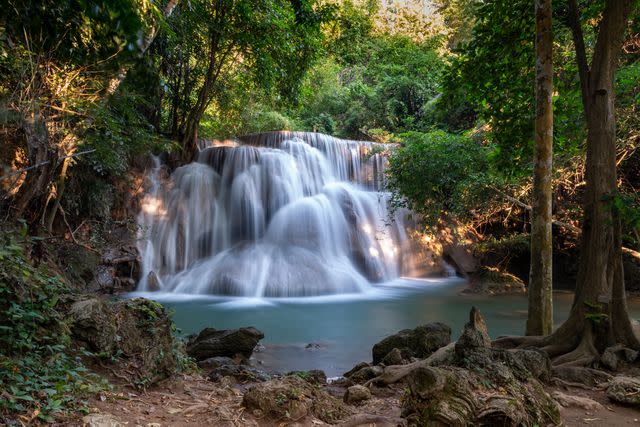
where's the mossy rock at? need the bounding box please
[465,266,526,295]
[242,375,352,423]
[69,297,177,388]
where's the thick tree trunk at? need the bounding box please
[527,0,554,336]
[560,0,639,351]
[495,0,639,360]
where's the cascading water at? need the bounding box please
[137,131,425,297]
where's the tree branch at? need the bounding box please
[566,0,590,114]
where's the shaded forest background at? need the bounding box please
[1,0,640,422]
[1,0,638,255]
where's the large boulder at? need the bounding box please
[242,376,351,423]
[69,297,177,388]
[372,323,451,364]
[186,326,264,361]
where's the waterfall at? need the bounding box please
[137,131,422,297]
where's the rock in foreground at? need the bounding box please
[395,307,560,426]
[242,375,351,423]
[372,322,451,364]
[186,326,264,361]
[69,297,176,387]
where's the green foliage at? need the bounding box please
[386,130,489,225]
[0,228,107,421]
[437,0,535,172]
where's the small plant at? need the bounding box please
[0,228,108,422]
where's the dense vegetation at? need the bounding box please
[1,0,639,422]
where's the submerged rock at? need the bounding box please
[372,322,451,364]
[242,375,351,423]
[186,326,264,361]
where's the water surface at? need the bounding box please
[132,278,640,377]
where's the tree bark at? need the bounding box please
[551,0,638,351]
[527,0,554,336]
[13,114,58,223]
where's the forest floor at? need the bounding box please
[58,370,640,427]
[62,371,406,427]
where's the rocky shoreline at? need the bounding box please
[59,297,640,427]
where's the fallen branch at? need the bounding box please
[0,149,96,181]
[488,185,581,233]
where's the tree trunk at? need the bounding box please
[494,0,639,360]
[536,0,639,356]
[527,0,554,336]
[13,114,58,224]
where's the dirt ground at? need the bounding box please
[552,384,640,427]
[54,371,640,427]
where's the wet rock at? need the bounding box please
[607,376,640,407]
[552,391,604,411]
[372,323,451,364]
[147,271,160,292]
[242,376,351,423]
[69,297,176,388]
[464,266,526,295]
[601,344,638,371]
[305,342,324,350]
[286,369,327,385]
[343,385,371,404]
[186,326,264,361]
[381,348,409,366]
[207,363,270,383]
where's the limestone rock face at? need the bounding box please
[69,297,176,387]
[343,385,372,404]
[372,322,451,364]
[186,326,264,361]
